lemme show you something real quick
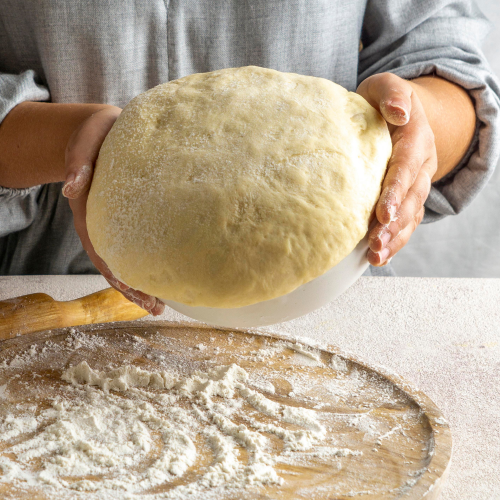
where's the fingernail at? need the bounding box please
[142,297,157,311]
[62,173,75,198]
[377,247,391,263]
[387,99,409,122]
[151,299,165,316]
[62,165,92,199]
[379,230,392,248]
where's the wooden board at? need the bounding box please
[0,321,452,499]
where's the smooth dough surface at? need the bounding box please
[87,66,392,308]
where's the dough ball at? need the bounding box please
[87,66,392,308]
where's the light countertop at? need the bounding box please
[1,275,499,499]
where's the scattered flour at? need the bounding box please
[286,342,321,362]
[330,354,349,373]
[247,375,275,395]
[0,328,436,498]
[0,383,8,399]
[0,360,336,499]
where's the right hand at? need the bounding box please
[62,105,165,316]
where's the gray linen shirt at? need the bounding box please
[1,0,499,276]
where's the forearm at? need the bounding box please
[0,101,114,188]
[409,76,476,182]
[0,79,475,188]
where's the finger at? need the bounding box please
[104,274,165,316]
[376,102,436,225]
[369,166,433,252]
[62,163,93,199]
[62,106,121,199]
[357,73,412,127]
[149,300,166,317]
[367,205,425,266]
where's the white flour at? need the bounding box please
[0,324,439,499]
[0,361,328,499]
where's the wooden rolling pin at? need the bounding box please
[0,288,149,341]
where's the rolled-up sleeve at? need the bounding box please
[0,69,49,123]
[0,69,50,235]
[0,184,42,238]
[359,0,500,223]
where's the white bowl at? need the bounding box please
[162,235,369,328]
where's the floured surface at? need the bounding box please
[0,322,450,499]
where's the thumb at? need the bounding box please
[357,73,412,127]
[62,106,121,199]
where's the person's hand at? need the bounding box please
[357,73,437,266]
[62,105,165,315]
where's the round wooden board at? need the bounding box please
[0,321,451,499]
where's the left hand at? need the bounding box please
[356,72,438,266]
[63,106,165,316]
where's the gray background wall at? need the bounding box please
[392,0,500,278]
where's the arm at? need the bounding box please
[410,75,476,182]
[1,77,475,188]
[358,0,500,266]
[0,101,117,188]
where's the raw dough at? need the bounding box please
[87,66,391,308]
